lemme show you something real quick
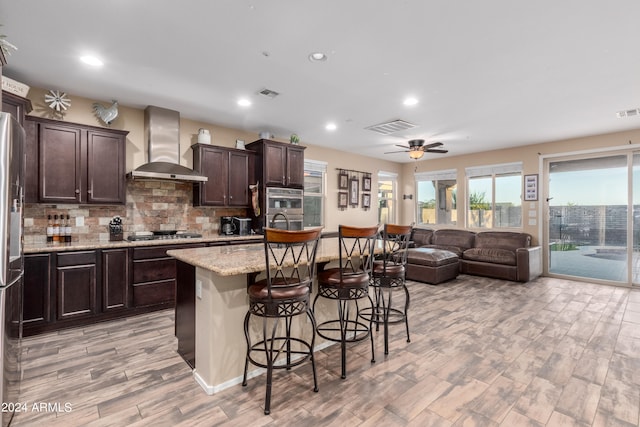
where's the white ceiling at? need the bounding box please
[2,1,640,163]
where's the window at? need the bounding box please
[466,163,522,228]
[303,160,326,227]
[415,170,457,226]
[378,172,397,224]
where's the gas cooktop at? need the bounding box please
[127,231,203,241]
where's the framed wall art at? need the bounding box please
[524,174,538,201]
[349,176,359,206]
[362,193,371,209]
[338,192,348,209]
[338,171,349,189]
[362,175,371,192]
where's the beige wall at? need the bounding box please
[401,127,640,244]
[27,87,640,243]
[26,87,402,234]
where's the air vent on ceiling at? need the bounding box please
[258,88,280,98]
[365,119,417,135]
[616,108,640,118]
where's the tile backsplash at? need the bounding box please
[24,180,248,244]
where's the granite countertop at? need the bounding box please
[23,234,264,254]
[168,237,369,276]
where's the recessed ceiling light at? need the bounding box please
[237,98,252,107]
[325,122,337,131]
[309,52,327,62]
[80,55,104,67]
[403,97,418,106]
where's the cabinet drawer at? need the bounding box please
[133,244,205,260]
[133,258,176,283]
[133,280,175,307]
[57,251,97,267]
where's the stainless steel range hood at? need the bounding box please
[126,106,208,182]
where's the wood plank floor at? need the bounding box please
[11,275,640,426]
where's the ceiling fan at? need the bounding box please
[384,139,448,160]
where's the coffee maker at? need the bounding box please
[219,216,235,235]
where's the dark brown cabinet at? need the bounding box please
[191,144,255,207]
[1,90,32,125]
[56,251,98,321]
[24,116,128,204]
[132,243,205,308]
[246,139,305,188]
[23,254,52,331]
[102,248,129,312]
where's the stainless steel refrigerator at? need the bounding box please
[0,112,25,427]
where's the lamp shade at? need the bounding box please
[409,149,424,160]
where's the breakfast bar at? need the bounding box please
[167,238,344,394]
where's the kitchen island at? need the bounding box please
[167,238,346,394]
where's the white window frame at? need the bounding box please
[415,169,457,226]
[303,159,327,228]
[378,171,398,224]
[465,162,523,229]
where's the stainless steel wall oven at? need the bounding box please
[265,187,303,231]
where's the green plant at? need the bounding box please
[469,191,490,210]
[0,26,17,57]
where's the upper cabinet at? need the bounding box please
[24,116,128,204]
[2,90,33,126]
[246,139,305,188]
[191,143,255,207]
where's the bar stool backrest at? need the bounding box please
[263,227,323,300]
[337,225,380,280]
[380,224,413,273]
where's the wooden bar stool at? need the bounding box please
[360,223,413,355]
[313,224,379,379]
[242,227,322,415]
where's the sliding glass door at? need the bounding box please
[547,155,630,284]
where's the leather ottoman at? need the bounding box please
[406,248,459,284]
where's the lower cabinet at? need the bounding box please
[132,244,205,308]
[23,243,209,336]
[56,251,97,321]
[23,254,52,331]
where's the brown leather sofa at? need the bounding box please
[407,228,542,283]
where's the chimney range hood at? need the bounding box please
[126,106,208,183]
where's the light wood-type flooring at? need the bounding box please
[11,275,640,426]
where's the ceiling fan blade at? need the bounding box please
[423,142,443,149]
[395,144,409,149]
[425,148,448,153]
[384,150,410,154]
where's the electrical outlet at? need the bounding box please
[196,280,203,299]
[76,216,84,227]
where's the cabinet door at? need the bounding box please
[38,123,82,203]
[102,248,129,312]
[56,252,97,320]
[228,151,250,206]
[87,130,126,204]
[264,143,286,186]
[23,254,52,331]
[286,146,305,188]
[194,146,228,206]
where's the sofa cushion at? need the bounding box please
[474,231,531,251]
[407,248,459,267]
[410,228,433,247]
[463,247,517,266]
[432,229,476,251]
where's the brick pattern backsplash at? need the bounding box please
[24,180,248,244]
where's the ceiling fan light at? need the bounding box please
[409,150,424,159]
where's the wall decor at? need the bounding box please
[524,174,538,201]
[362,174,371,192]
[349,176,359,207]
[92,100,119,125]
[338,171,349,189]
[362,193,371,210]
[338,192,348,209]
[44,89,71,119]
